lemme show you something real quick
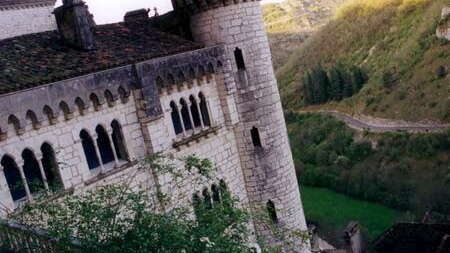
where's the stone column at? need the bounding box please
[195,99,205,129]
[107,128,120,167]
[36,154,50,191]
[187,103,196,134]
[0,166,14,214]
[18,162,32,202]
[205,100,214,127]
[177,104,187,137]
[93,134,106,172]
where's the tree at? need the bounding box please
[329,66,345,101]
[312,66,330,104]
[9,154,309,252]
[303,71,315,105]
[351,66,368,92]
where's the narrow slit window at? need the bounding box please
[234,47,246,71]
[251,127,262,147]
[267,200,278,224]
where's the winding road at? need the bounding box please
[300,110,450,133]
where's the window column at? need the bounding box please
[92,134,106,172]
[178,102,188,137]
[187,103,196,133]
[35,153,49,191]
[194,99,205,129]
[107,128,120,167]
[0,166,14,210]
[17,161,32,202]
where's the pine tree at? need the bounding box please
[312,66,330,103]
[329,66,344,101]
[303,71,314,105]
[351,66,367,92]
[342,68,354,98]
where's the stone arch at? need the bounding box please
[95,125,115,165]
[8,114,23,136]
[234,47,246,70]
[104,89,115,107]
[75,97,87,115]
[80,129,100,170]
[198,92,211,127]
[40,143,62,191]
[59,101,73,121]
[180,98,193,131]
[43,105,57,125]
[118,86,130,104]
[90,93,102,111]
[266,200,278,223]
[170,101,183,135]
[25,110,41,130]
[1,154,26,201]
[22,148,45,194]
[189,95,202,128]
[111,120,129,161]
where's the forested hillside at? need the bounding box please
[277,0,450,123]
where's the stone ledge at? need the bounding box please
[172,125,222,148]
[84,161,139,186]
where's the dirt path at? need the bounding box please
[299,110,450,133]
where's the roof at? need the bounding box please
[0,0,55,8]
[0,23,203,95]
[373,223,450,253]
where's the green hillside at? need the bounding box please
[277,0,450,123]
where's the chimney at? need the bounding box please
[54,0,95,51]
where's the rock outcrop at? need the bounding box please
[437,7,450,41]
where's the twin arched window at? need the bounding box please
[80,120,129,171]
[1,143,62,202]
[170,92,212,136]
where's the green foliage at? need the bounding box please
[287,113,450,216]
[302,64,368,105]
[301,186,404,241]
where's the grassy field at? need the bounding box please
[301,186,404,242]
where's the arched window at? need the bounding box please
[199,93,211,127]
[251,127,262,148]
[267,200,278,224]
[170,101,183,135]
[95,125,115,165]
[189,96,202,128]
[111,120,129,161]
[59,101,73,121]
[75,97,87,115]
[104,90,115,107]
[180,99,193,131]
[234,47,246,71]
[22,149,45,194]
[211,184,221,204]
[41,143,62,191]
[202,188,212,209]
[26,110,40,130]
[8,115,22,135]
[43,105,57,125]
[90,93,101,111]
[1,155,25,201]
[80,130,100,170]
[118,87,129,104]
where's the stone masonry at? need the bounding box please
[0,0,309,251]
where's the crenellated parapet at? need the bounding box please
[171,0,261,14]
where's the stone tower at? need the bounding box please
[172,0,309,251]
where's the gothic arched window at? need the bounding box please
[41,143,62,191]
[95,125,115,165]
[267,200,278,224]
[234,47,246,71]
[189,95,202,128]
[111,120,129,161]
[170,101,183,135]
[251,127,262,148]
[199,93,211,127]
[1,155,25,201]
[80,130,100,170]
[202,188,212,209]
[22,149,45,194]
[180,99,193,131]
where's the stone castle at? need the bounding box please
[0,0,308,251]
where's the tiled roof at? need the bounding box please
[0,23,203,95]
[0,0,55,7]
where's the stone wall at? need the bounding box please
[189,2,309,251]
[0,4,56,40]
[436,7,450,41]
